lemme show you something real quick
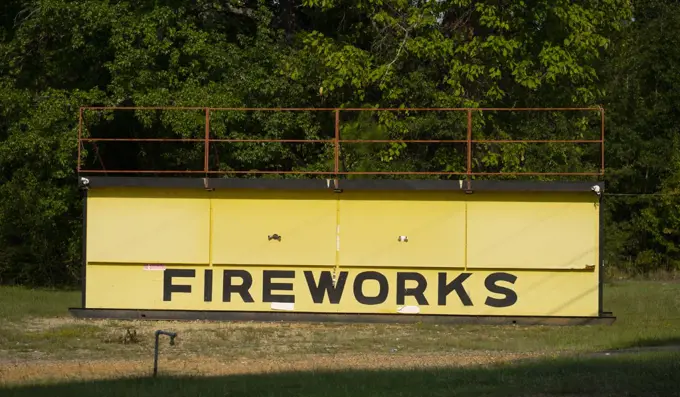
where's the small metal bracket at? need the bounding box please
[590,185,601,197]
[328,178,343,193]
[464,179,473,194]
[79,177,90,190]
[268,234,282,241]
[203,177,214,191]
[397,235,408,242]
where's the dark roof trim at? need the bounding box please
[78,176,604,193]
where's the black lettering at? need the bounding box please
[438,272,473,306]
[163,269,195,301]
[397,272,429,305]
[484,272,518,308]
[304,271,348,304]
[263,270,295,303]
[353,271,388,305]
[204,269,213,302]
[223,270,254,303]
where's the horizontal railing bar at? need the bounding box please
[83,106,206,111]
[81,138,335,143]
[80,138,602,143]
[79,170,205,173]
[78,169,333,174]
[210,139,332,143]
[339,107,602,112]
[79,169,602,176]
[81,107,339,111]
[473,172,603,176]
[80,106,604,112]
[82,138,205,142]
[472,139,602,143]
[77,106,605,177]
[339,139,468,143]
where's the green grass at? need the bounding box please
[2,352,679,397]
[3,280,680,358]
[2,281,680,395]
[0,286,79,320]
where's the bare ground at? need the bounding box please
[2,316,549,361]
[0,315,560,385]
[0,350,547,385]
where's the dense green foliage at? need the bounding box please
[0,0,677,285]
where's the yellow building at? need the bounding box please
[69,176,613,325]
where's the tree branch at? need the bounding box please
[226,5,255,18]
[380,31,409,84]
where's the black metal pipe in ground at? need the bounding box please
[153,330,177,377]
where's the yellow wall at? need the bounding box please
[86,265,598,316]
[211,190,337,266]
[84,187,600,317]
[339,191,466,268]
[87,188,210,265]
[467,192,598,270]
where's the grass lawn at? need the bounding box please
[0,286,79,320]
[1,280,679,396]
[3,351,679,397]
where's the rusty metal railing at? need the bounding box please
[77,107,605,181]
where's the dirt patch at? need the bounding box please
[21,317,337,331]
[5,317,510,363]
[0,351,544,385]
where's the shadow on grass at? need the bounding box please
[601,336,680,353]
[3,352,680,397]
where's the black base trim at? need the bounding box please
[68,308,616,326]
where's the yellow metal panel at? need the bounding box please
[86,264,599,317]
[338,191,466,268]
[466,192,598,270]
[86,188,210,264]
[84,186,601,318]
[211,190,337,266]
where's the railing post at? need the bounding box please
[204,108,210,174]
[78,108,83,172]
[466,109,473,190]
[600,106,605,176]
[334,109,340,178]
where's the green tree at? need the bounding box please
[291,0,630,176]
[603,0,680,273]
[1,0,657,286]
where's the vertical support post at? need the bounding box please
[78,108,83,172]
[466,109,473,190]
[598,106,605,315]
[598,190,604,316]
[334,109,340,177]
[600,107,605,176]
[80,183,88,309]
[204,108,210,174]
